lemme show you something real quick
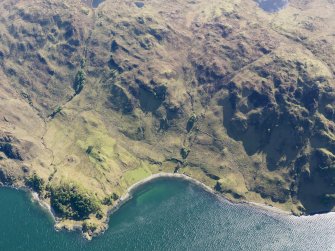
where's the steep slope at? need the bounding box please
[0,0,334,238]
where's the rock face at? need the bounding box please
[0,0,334,233]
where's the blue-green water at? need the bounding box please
[1,178,335,251]
[255,0,288,12]
[92,0,104,8]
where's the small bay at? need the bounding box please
[92,0,105,8]
[1,178,335,251]
[255,0,288,12]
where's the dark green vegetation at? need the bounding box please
[0,0,334,233]
[49,183,101,220]
[0,142,22,160]
[73,69,86,95]
[102,193,119,206]
[49,106,62,119]
[25,173,45,194]
[82,221,98,233]
[180,147,190,159]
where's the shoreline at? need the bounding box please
[31,191,57,221]
[0,183,55,219]
[1,172,331,240]
[0,183,83,236]
[109,173,292,219]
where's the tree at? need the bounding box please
[25,173,45,194]
[50,183,101,220]
[186,114,197,132]
[73,69,86,94]
[180,147,190,159]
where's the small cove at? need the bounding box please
[1,178,335,251]
[255,0,289,12]
[92,0,105,8]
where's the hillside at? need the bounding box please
[0,0,334,238]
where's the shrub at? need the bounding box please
[180,147,190,159]
[102,193,119,206]
[214,181,222,192]
[96,211,103,219]
[82,221,98,233]
[86,145,94,154]
[102,196,113,206]
[25,173,45,194]
[112,192,119,200]
[73,69,86,94]
[186,114,197,132]
[50,183,101,220]
[0,143,22,160]
[49,106,62,119]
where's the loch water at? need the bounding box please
[1,178,335,251]
[92,0,105,8]
[255,0,288,12]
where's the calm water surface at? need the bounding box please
[1,178,335,251]
[92,0,105,8]
[255,0,288,12]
